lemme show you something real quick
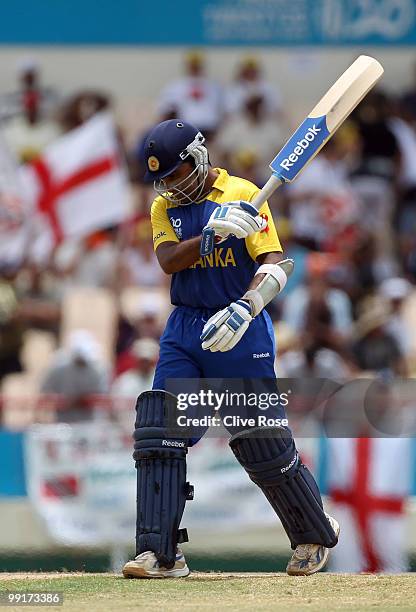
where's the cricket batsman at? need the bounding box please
[122,120,339,579]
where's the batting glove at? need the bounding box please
[204,201,267,243]
[200,300,253,352]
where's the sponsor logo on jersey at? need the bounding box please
[148,156,160,171]
[171,217,182,239]
[253,352,270,359]
[153,230,166,242]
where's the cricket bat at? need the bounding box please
[200,55,384,256]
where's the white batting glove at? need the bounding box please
[200,300,253,352]
[204,201,267,243]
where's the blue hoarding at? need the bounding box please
[0,0,416,46]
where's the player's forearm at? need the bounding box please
[156,237,202,274]
[247,252,284,291]
[242,252,293,316]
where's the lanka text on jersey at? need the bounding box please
[150,168,282,308]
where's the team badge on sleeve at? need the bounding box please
[260,213,269,233]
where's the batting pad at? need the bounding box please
[133,390,193,567]
[229,426,338,549]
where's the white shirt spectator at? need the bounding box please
[111,370,154,400]
[216,114,284,183]
[388,117,416,189]
[40,330,109,422]
[380,277,413,356]
[158,77,224,134]
[226,79,281,116]
[121,248,166,288]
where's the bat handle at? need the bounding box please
[250,174,283,211]
[200,201,258,256]
[200,227,215,256]
[200,175,282,256]
[200,323,217,342]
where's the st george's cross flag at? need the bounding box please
[21,111,131,262]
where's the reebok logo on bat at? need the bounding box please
[279,124,321,171]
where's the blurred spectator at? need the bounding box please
[118,218,167,288]
[225,55,282,117]
[282,344,349,380]
[285,137,358,250]
[15,265,61,336]
[389,96,416,272]
[40,329,109,422]
[282,254,353,344]
[55,229,120,290]
[337,230,380,305]
[0,276,24,380]
[133,296,165,340]
[350,91,400,185]
[115,296,164,375]
[1,59,61,162]
[388,97,416,198]
[215,92,284,184]
[59,90,111,132]
[157,50,224,139]
[379,277,413,357]
[349,91,400,266]
[351,299,406,376]
[111,337,159,399]
[0,57,60,123]
[401,60,416,123]
[276,322,349,380]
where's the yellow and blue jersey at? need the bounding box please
[151,168,282,308]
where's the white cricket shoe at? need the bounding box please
[122,549,190,579]
[286,514,340,576]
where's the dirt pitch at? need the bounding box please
[0,572,415,611]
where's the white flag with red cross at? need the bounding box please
[21,112,131,262]
[327,437,412,573]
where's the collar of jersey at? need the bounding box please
[209,167,229,195]
[163,168,228,208]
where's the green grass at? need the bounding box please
[0,573,415,611]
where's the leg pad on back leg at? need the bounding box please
[229,426,338,549]
[134,390,193,568]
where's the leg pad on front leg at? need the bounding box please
[134,390,193,568]
[229,426,338,549]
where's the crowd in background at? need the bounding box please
[1,49,416,426]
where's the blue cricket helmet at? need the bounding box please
[143,120,204,183]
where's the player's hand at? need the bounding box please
[200,300,253,352]
[204,201,267,244]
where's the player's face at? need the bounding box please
[155,161,205,205]
[163,163,194,190]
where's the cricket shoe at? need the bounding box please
[286,514,340,576]
[122,549,190,579]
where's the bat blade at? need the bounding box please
[201,56,383,256]
[269,55,383,184]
